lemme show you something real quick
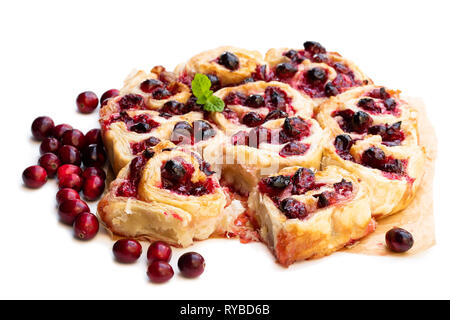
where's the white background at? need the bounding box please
[1,0,449,299]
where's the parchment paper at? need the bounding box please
[345,97,437,256]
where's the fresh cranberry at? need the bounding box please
[52,124,73,140]
[279,142,309,157]
[84,128,103,146]
[76,91,99,114]
[113,239,142,263]
[178,252,205,278]
[385,228,414,253]
[218,51,239,70]
[161,159,186,182]
[147,241,172,263]
[58,199,90,225]
[147,261,174,283]
[279,198,308,219]
[82,176,105,201]
[140,79,163,93]
[82,167,106,180]
[265,110,288,121]
[59,145,81,166]
[57,164,82,180]
[100,89,120,105]
[351,111,373,133]
[303,41,326,54]
[61,129,86,150]
[40,137,61,155]
[58,173,83,191]
[275,63,298,79]
[56,188,80,205]
[22,165,47,188]
[361,147,386,169]
[82,144,106,167]
[73,212,99,240]
[38,153,61,178]
[31,116,54,140]
[242,112,264,127]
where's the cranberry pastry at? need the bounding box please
[248,165,374,266]
[219,116,327,194]
[175,46,266,88]
[210,81,315,134]
[98,142,227,247]
[265,41,372,107]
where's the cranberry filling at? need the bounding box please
[368,122,405,146]
[118,94,145,111]
[160,158,215,196]
[360,88,400,115]
[130,136,161,155]
[170,120,216,145]
[361,146,406,175]
[279,142,310,157]
[314,179,354,208]
[105,112,160,133]
[116,151,155,198]
[334,134,354,161]
[217,51,239,71]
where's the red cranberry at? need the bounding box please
[306,67,327,84]
[324,82,339,97]
[206,74,221,91]
[58,199,90,225]
[178,252,205,278]
[193,120,216,142]
[31,116,54,140]
[82,167,106,180]
[283,117,310,138]
[292,167,315,193]
[61,129,86,150]
[82,176,105,201]
[385,228,414,253]
[152,88,171,100]
[361,147,386,169]
[262,175,291,190]
[40,137,61,155]
[57,164,82,180]
[118,94,144,110]
[38,153,61,178]
[147,261,174,283]
[275,63,298,79]
[52,124,73,140]
[280,142,309,157]
[22,165,47,188]
[113,239,142,263]
[140,79,163,93]
[100,89,120,105]
[73,212,99,240]
[147,241,172,264]
[303,41,326,54]
[59,145,81,166]
[56,188,80,205]
[335,134,353,153]
[76,91,99,114]
[218,51,239,71]
[265,110,288,121]
[161,159,186,182]
[82,144,106,167]
[242,112,264,127]
[58,173,83,191]
[279,198,308,219]
[245,94,265,108]
[351,111,372,133]
[84,128,103,146]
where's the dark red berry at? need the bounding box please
[52,124,73,140]
[22,165,47,188]
[57,164,82,180]
[351,111,372,133]
[218,51,239,71]
[140,79,163,93]
[279,142,309,157]
[82,167,106,180]
[58,173,83,191]
[178,252,205,278]
[84,129,103,146]
[361,147,386,169]
[59,145,81,166]
[82,144,106,167]
[61,129,86,150]
[40,137,61,155]
[279,198,308,219]
[242,112,264,127]
[73,212,99,240]
[303,41,326,54]
[147,261,174,283]
[56,188,80,205]
[113,239,142,263]
[82,176,105,201]
[76,91,99,114]
[245,94,265,108]
[31,116,54,140]
[147,241,172,264]
[58,199,90,225]
[161,159,186,182]
[38,153,61,178]
[275,63,298,79]
[306,67,327,84]
[100,89,120,105]
[385,228,414,253]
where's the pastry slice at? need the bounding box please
[98,142,227,247]
[248,165,374,266]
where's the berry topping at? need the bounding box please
[279,198,308,220]
[160,100,189,115]
[118,94,144,110]
[351,111,373,133]
[324,82,339,97]
[303,41,326,54]
[140,79,164,93]
[361,147,386,169]
[275,63,298,79]
[161,159,186,182]
[244,94,265,108]
[242,112,264,127]
[279,142,309,157]
[292,168,315,194]
[265,110,288,121]
[218,51,239,70]
[306,67,327,85]
[283,117,310,139]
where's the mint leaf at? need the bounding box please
[191,73,225,113]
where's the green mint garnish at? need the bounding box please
[191,74,224,112]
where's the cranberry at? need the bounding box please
[334,179,353,195]
[40,137,61,155]
[357,98,378,112]
[31,116,54,140]
[231,131,249,146]
[76,91,99,114]
[383,159,404,174]
[58,199,90,225]
[384,98,397,110]
[147,261,174,283]
[57,164,82,180]
[38,153,61,178]
[334,134,353,153]
[218,51,239,70]
[161,160,186,182]
[118,94,144,110]
[279,142,309,157]
[152,88,171,100]
[82,144,106,167]
[170,121,193,145]
[22,165,47,188]
[58,173,83,191]
[130,122,151,133]
[265,87,287,109]
[306,67,327,84]
[275,63,298,79]
[279,198,308,219]
[385,228,414,253]
[324,82,339,97]
[61,129,86,150]
[82,176,105,201]
[82,167,106,180]
[113,239,142,263]
[178,252,205,278]
[242,112,264,127]
[265,110,288,121]
[248,126,271,147]
[147,241,172,263]
[316,191,334,208]
[361,147,386,169]
[160,100,189,115]
[369,87,390,100]
[352,111,372,133]
[283,117,309,138]
[100,89,120,105]
[303,41,326,54]
[73,212,99,240]
[245,94,265,108]
[292,167,315,193]
[312,53,328,63]
[206,74,221,91]
[52,124,73,140]
[140,79,163,93]
[59,145,81,166]
[56,188,80,205]
[193,120,216,142]
[264,175,291,189]
[85,129,103,146]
